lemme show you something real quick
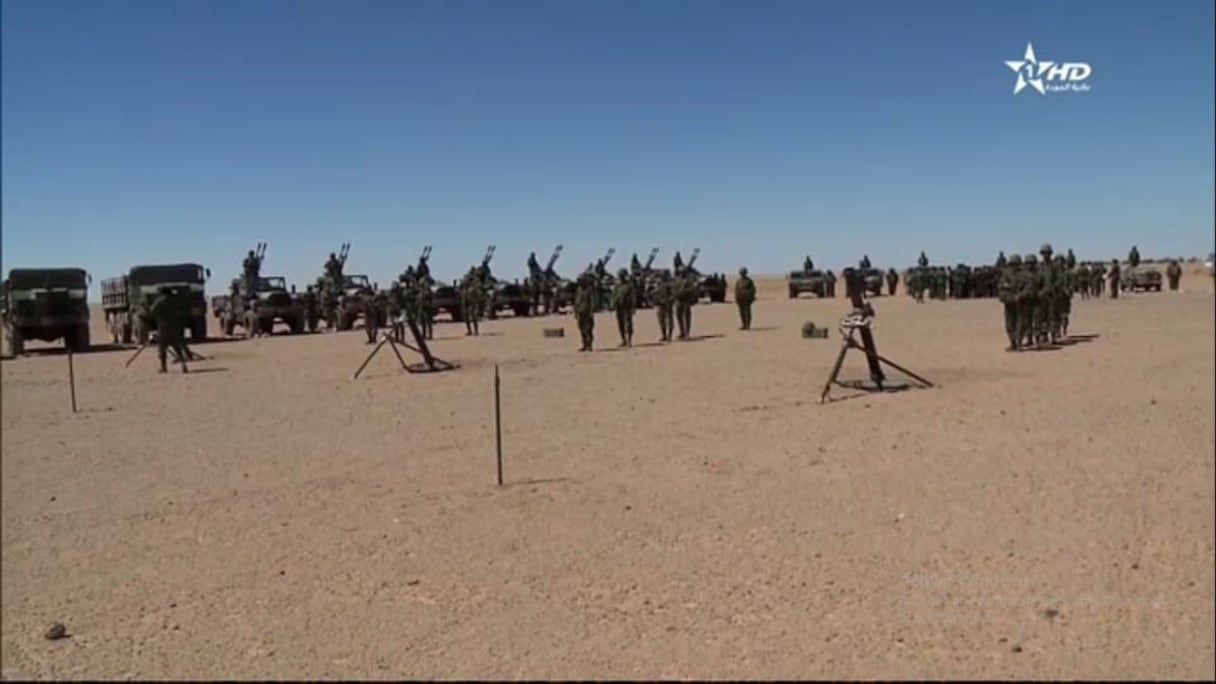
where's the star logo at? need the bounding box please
[1005,43,1054,95]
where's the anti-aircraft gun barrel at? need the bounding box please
[642,247,659,272]
[685,247,701,271]
[544,245,563,272]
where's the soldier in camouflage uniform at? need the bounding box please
[574,272,596,351]
[417,280,435,340]
[1108,259,1121,298]
[461,268,483,336]
[1055,255,1073,338]
[1038,244,1060,342]
[301,285,320,332]
[734,267,756,330]
[611,268,635,347]
[1020,254,1043,348]
[675,267,697,339]
[150,286,190,373]
[654,270,675,342]
[1166,259,1182,291]
[1065,248,1077,270]
[362,288,381,344]
[388,281,407,342]
[998,254,1021,350]
[1127,246,1140,269]
[996,251,1007,269]
[918,251,929,268]
[885,268,898,296]
[1075,262,1091,299]
[1091,261,1106,297]
[825,270,837,298]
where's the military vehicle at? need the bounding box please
[787,269,832,298]
[431,279,464,321]
[2,267,91,356]
[212,276,306,336]
[1121,266,1163,293]
[333,274,380,330]
[487,280,533,318]
[101,263,210,344]
[859,267,885,296]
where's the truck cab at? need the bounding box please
[2,267,91,357]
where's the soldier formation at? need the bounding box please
[106,240,1189,370]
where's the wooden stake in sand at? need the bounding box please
[494,364,503,486]
[67,348,77,413]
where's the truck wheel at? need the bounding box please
[289,317,303,335]
[72,324,90,353]
[191,316,208,342]
[223,315,235,337]
[449,308,463,323]
[121,320,133,345]
[7,327,24,357]
[337,311,351,331]
[788,286,797,299]
[513,302,531,317]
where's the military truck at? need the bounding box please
[212,276,306,336]
[1121,266,1163,293]
[101,263,210,344]
[2,267,91,356]
[787,269,831,298]
[859,267,885,296]
[697,273,728,303]
[487,281,533,319]
[332,274,383,330]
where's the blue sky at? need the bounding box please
[3,0,1213,293]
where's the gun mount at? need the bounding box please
[817,268,932,403]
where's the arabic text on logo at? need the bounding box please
[1004,43,1092,95]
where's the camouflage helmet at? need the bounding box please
[1009,254,1022,265]
[1024,253,1038,264]
[1040,243,1053,255]
[739,266,748,276]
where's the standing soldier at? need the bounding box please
[675,268,697,339]
[1065,248,1077,270]
[610,268,636,347]
[1039,245,1060,343]
[150,286,190,373]
[655,270,675,342]
[998,255,1021,351]
[859,254,872,269]
[1076,262,1092,299]
[1108,259,1121,298]
[734,267,756,331]
[324,252,343,285]
[1127,245,1140,269]
[917,251,929,268]
[1092,260,1106,297]
[996,251,1008,268]
[1020,254,1043,347]
[388,281,407,342]
[803,255,814,272]
[417,280,435,340]
[461,268,483,336]
[574,272,596,351]
[885,268,899,296]
[362,289,380,344]
[1055,255,1073,338]
[1166,259,1182,291]
[302,285,319,332]
[673,251,685,273]
[242,249,261,296]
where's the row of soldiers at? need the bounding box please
[570,266,706,350]
[996,244,1076,350]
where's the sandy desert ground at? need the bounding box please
[2,267,1214,680]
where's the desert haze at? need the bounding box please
[2,272,1214,679]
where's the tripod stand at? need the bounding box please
[352,317,457,380]
[818,268,933,404]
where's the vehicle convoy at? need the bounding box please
[1121,266,1163,293]
[101,263,210,344]
[786,268,832,298]
[211,276,306,336]
[2,267,92,357]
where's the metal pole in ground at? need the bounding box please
[67,348,77,413]
[494,364,503,486]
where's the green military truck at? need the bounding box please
[211,276,306,337]
[101,263,210,344]
[2,267,92,357]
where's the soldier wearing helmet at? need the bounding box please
[998,254,1021,350]
[610,267,635,347]
[734,266,756,331]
